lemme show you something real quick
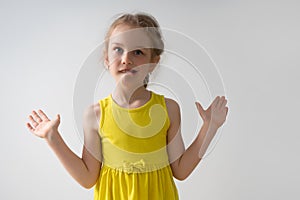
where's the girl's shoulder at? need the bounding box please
[85,103,101,116]
[83,103,101,132]
[164,97,180,115]
[164,97,181,131]
[152,91,179,110]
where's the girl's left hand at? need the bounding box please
[195,96,228,128]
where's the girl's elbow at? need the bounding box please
[80,170,101,189]
[80,180,97,189]
[173,172,188,181]
[83,184,94,189]
[78,176,99,189]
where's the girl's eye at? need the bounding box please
[113,47,123,54]
[134,50,144,56]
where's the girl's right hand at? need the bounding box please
[26,109,61,140]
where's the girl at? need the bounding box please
[26,12,228,200]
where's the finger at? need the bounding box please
[28,115,38,127]
[54,114,61,124]
[225,106,229,115]
[195,102,205,114]
[26,122,35,132]
[37,109,49,121]
[56,114,61,121]
[212,96,220,108]
[218,96,226,108]
[219,96,227,108]
[32,110,42,123]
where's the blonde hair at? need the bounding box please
[103,12,164,87]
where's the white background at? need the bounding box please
[1,0,299,199]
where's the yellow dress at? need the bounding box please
[94,91,179,200]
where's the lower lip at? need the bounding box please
[123,70,137,74]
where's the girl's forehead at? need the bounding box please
[109,26,155,50]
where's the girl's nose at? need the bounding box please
[121,52,133,65]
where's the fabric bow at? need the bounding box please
[123,159,146,173]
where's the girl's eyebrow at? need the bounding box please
[111,42,148,50]
[111,42,124,46]
[134,46,148,49]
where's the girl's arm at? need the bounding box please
[165,96,228,180]
[26,104,102,188]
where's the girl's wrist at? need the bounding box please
[203,120,219,131]
[45,130,60,146]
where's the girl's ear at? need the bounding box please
[104,54,109,69]
[152,55,160,64]
[149,55,160,72]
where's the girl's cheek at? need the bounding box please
[108,54,120,64]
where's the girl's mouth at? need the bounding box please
[120,69,137,74]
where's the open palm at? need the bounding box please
[195,96,228,128]
[26,110,60,139]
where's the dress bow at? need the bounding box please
[123,159,146,173]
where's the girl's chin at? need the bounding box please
[116,78,144,89]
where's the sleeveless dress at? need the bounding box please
[93,91,179,200]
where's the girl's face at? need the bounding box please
[105,24,160,88]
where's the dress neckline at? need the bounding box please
[110,91,154,111]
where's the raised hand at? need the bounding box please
[26,109,60,139]
[195,96,228,128]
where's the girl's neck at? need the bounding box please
[112,85,150,108]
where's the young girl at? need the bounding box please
[26,13,228,200]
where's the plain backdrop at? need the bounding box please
[1,0,299,199]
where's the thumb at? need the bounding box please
[53,114,61,126]
[56,114,60,121]
[195,102,205,114]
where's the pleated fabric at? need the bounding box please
[94,165,178,200]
